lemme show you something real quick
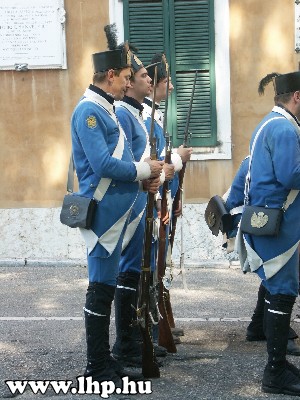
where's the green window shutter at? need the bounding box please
[169,0,217,147]
[123,0,217,148]
[123,0,166,65]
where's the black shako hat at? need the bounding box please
[92,24,132,73]
[273,72,300,95]
[131,53,144,73]
[92,47,131,72]
[146,53,169,82]
[258,71,300,96]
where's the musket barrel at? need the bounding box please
[183,70,198,147]
[170,70,198,248]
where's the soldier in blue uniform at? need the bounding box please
[224,156,300,356]
[236,71,300,395]
[111,52,174,367]
[143,54,192,200]
[71,41,164,384]
[143,54,193,344]
[143,54,193,226]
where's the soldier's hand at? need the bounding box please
[157,209,169,225]
[161,211,170,225]
[163,163,175,180]
[145,159,164,178]
[142,177,160,194]
[177,145,193,163]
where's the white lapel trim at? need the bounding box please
[272,106,300,133]
[121,206,146,251]
[116,101,151,161]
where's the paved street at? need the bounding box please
[1,264,300,399]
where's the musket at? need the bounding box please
[156,68,177,353]
[164,70,198,331]
[136,66,160,379]
[169,70,198,249]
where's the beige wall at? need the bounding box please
[0,0,299,208]
[185,0,300,203]
[0,0,109,208]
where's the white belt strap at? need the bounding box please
[245,117,284,202]
[93,131,124,201]
[284,190,299,211]
[245,116,299,210]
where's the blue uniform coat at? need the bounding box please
[71,87,150,283]
[116,99,150,273]
[238,106,300,295]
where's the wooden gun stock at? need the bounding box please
[169,162,186,249]
[138,234,160,378]
[156,150,177,353]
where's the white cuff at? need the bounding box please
[159,170,166,185]
[134,161,151,181]
[171,152,183,172]
[222,187,231,202]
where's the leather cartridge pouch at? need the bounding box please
[60,194,97,229]
[205,195,233,237]
[240,205,283,237]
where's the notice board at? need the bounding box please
[0,0,67,70]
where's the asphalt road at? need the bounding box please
[1,264,300,399]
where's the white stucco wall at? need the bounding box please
[0,205,235,267]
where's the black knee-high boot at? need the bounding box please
[112,272,142,367]
[84,282,121,384]
[262,294,300,395]
[262,289,300,356]
[246,282,266,341]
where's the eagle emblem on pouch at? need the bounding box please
[207,212,216,228]
[69,204,80,217]
[251,212,269,228]
[86,116,97,129]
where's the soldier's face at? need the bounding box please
[112,67,132,100]
[294,91,300,120]
[131,67,152,98]
[155,77,174,102]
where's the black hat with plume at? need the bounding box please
[119,42,144,74]
[258,71,300,96]
[130,53,144,73]
[146,53,169,82]
[92,23,132,73]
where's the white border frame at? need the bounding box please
[109,0,231,160]
[0,0,67,70]
[295,1,300,52]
